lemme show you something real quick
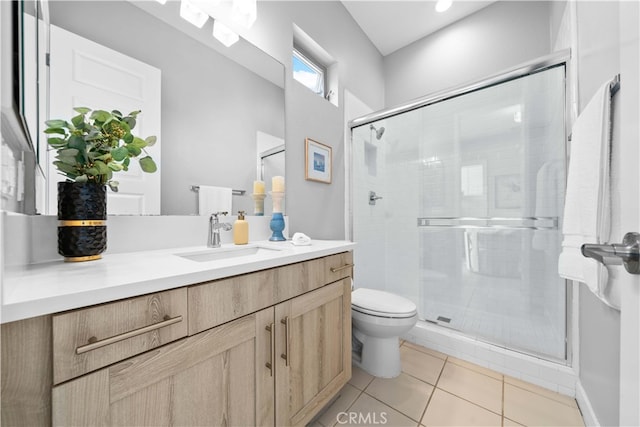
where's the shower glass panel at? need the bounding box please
[351,65,566,361]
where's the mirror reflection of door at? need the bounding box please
[48,24,161,215]
[257,131,284,216]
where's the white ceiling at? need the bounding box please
[341,1,497,56]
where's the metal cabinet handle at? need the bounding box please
[280,316,290,366]
[330,263,354,273]
[581,232,640,274]
[265,323,275,376]
[76,315,183,354]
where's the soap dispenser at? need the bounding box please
[233,211,248,245]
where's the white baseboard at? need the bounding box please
[576,380,600,427]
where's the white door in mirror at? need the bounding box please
[48,25,162,215]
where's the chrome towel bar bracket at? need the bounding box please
[582,232,640,274]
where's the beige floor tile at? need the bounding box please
[447,356,503,380]
[504,383,584,427]
[349,365,375,391]
[365,372,434,422]
[421,389,502,426]
[437,362,503,414]
[503,417,524,426]
[316,384,362,427]
[400,346,446,385]
[341,393,419,426]
[505,376,578,409]
[402,341,448,360]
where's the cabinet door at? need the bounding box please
[53,308,275,426]
[275,279,352,426]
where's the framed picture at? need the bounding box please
[305,138,332,184]
[494,174,521,209]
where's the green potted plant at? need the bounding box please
[45,107,158,261]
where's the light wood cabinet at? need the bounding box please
[275,278,352,426]
[3,251,353,426]
[53,308,274,426]
[188,252,353,335]
[53,288,188,384]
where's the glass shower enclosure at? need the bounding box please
[351,64,567,361]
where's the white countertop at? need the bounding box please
[2,240,356,324]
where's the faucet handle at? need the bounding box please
[211,211,228,218]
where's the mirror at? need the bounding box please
[0,0,48,214]
[45,0,285,216]
[19,0,41,156]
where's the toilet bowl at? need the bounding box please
[351,288,418,378]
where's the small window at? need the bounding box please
[293,48,325,97]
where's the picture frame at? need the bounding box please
[305,138,332,184]
[494,174,521,209]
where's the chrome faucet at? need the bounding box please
[208,212,233,248]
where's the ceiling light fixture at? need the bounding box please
[231,0,257,29]
[180,0,209,28]
[213,20,239,47]
[435,0,452,13]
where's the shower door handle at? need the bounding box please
[581,232,640,274]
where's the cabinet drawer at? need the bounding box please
[316,251,354,285]
[274,252,354,301]
[53,288,187,385]
[188,268,277,335]
[189,252,354,335]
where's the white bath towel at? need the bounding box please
[197,185,232,216]
[558,78,614,307]
[532,159,564,251]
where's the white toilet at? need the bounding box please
[351,288,418,378]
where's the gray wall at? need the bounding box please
[383,1,552,107]
[237,1,385,238]
[569,2,624,425]
[579,286,620,426]
[49,1,285,216]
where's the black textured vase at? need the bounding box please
[57,182,107,262]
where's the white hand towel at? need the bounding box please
[197,185,232,216]
[558,78,614,307]
[291,232,312,246]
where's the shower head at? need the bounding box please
[369,124,385,140]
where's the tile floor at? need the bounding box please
[310,341,584,427]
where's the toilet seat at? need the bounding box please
[352,288,417,319]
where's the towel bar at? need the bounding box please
[190,185,245,196]
[417,216,558,230]
[569,74,620,142]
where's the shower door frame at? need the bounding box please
[348,49,573,364]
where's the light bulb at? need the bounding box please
[180,0,209,28]
[213,21,239,47]
[435,0,452,13]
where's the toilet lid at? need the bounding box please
[352,288,417,316]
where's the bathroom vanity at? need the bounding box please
[1,241,354,426]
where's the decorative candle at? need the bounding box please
[272,176,285,192]
[253,180,265,194]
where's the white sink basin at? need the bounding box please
[175,245,284,262]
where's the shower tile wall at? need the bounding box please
[352,110,421,301]
[352,125,387,292]
[353,66,567,362]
